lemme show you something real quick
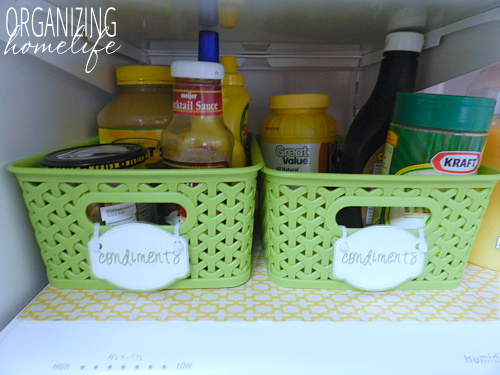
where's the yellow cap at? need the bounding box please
[218,0,244,29]
[116,65,175,85]
[220,56,245,86]
[269,94,329,109]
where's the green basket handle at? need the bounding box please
[325,196,442,237]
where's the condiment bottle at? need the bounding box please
[465,63,500,271]
[161,60,233,169]
[97,65,174,169]
[338,31,424,228]
[260,94,338,173]
[39,143,156,225]
[220,56,250,168]
[196,31,248,168]
[160,60,233,224]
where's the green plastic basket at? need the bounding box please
[251,138,500,290]
[8,137,263,290]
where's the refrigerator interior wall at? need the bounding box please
[2,0,500,332]
[0,42,113,330]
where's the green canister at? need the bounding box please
[380,93,495,229]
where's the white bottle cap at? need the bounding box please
[384,32,424,53]
[171,60,224,80]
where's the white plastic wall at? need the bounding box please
[0,41,112,330]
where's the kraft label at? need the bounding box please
[381,124,487,228]
[430,151,481,175]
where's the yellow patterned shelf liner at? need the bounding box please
[20,246,499,323]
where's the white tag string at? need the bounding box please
[417,227,428,253]
[173,223,184,253]
[88,222,101,253]
[335,225,349,253]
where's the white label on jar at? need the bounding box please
[261,143,322,173]
[100,203,137,226]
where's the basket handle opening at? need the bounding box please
[326,196,442,235]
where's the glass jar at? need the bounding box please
[162,61,233,169]
[97,65,174,169]
[160,60,233,225]
[39,143,157,225]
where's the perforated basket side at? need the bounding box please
[9,137,263,290]
[259,165,500,290]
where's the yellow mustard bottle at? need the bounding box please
[465,63,500,271]
[260,94,338,173]
[97,65,174,169]
[220,56,250,168]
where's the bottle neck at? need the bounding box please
[369,51,420,98]
[174,77,222,86]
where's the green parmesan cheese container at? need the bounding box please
[380,93,495,229]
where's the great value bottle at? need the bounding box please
[260,94,338,173]
[97,65,174,169]
[338,31,424,227]
[220,56,250,168]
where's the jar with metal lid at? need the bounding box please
[97,65,174,169]
[379,92,495,229]
[40,143,157,225]
[260,93,338,173]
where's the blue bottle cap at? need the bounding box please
[198,30,219,63]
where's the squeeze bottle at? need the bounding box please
[220,56,250,168]
[465,63,500,271]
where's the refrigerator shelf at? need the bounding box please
[17,243,500,324]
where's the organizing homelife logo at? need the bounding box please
[4,6,121,73]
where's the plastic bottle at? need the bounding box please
[338,31,424,228]
[465,63,500,271]
[260,94,338,173]
[197,31,249,168]
[160,60,233,224]
[162,60,233,169]
[220,56,250,168]
[97,65,174,169]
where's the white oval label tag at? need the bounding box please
[88,223,190,291]
[332,225,427,291]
